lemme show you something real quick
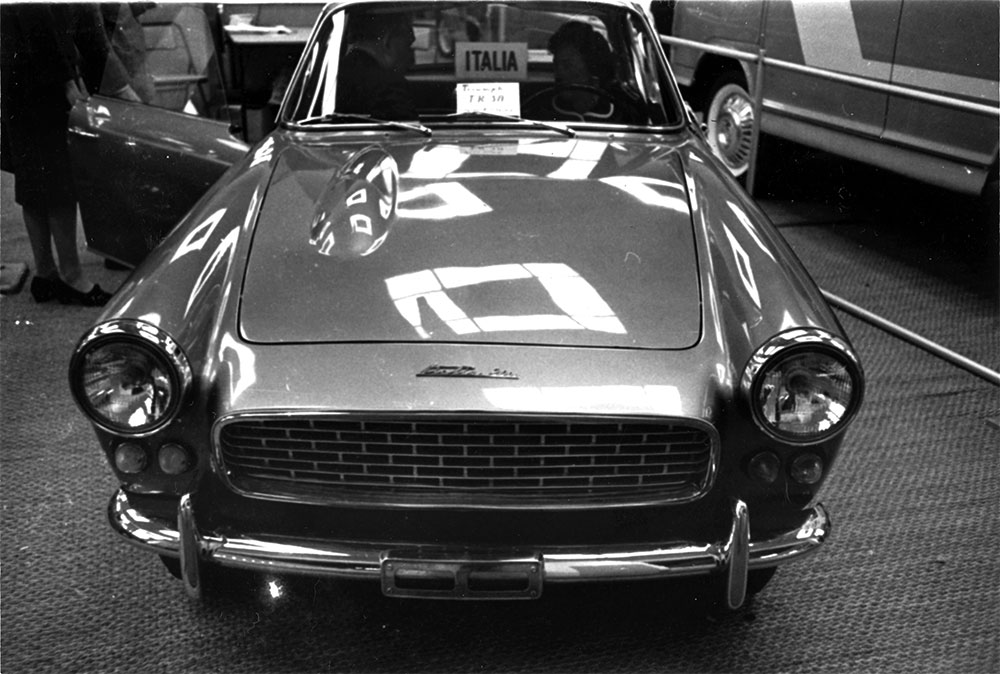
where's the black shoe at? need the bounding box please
[29,276,60,303]
[57,281,113,307]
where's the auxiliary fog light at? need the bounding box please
[790,453,824,485]
[114,442,147,474]
[158,443,194,475]
[748,451,780,484]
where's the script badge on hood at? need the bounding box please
[417,365,519,380]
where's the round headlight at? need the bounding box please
[743,329,863,444]
[70,321,191,435]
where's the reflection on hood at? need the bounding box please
[240,138,701,350]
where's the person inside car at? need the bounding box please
[533,20,623,122]
[336,11,417,120]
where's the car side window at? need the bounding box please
[106,3,227,118]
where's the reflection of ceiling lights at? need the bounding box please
[400,139,614,182]
[406,145,470,179]
[397,182,492,220]
[385,263,626,339]
[724,201,767,309]
[600,176,689,212]
[546,139,608,180]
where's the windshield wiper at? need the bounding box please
[443,111,576,138]
[292,112,432,137]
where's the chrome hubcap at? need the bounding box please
[707,84,755,176]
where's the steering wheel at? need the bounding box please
[523,83,640,123]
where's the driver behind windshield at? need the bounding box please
[337,10,417,120]
[539,21,619,121]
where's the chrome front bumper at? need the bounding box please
[109,489,829,607]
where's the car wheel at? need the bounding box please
[702,73,755,178]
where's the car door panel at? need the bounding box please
[68,96,248,266]
[882,0,999,179]
[67,3,251,266]
[761,0,899,139]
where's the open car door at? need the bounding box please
[67,3,250,267]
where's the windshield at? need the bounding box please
[281,1,684,129]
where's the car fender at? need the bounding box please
[679,139,847,365]
[95,139,280,364]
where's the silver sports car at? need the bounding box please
[68,0,863,610]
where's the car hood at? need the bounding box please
[241,135,701,349]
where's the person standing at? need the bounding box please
[1,3,138,305]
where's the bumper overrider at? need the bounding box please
[109,489,829,608]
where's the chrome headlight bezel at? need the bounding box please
[741,328,864,445]
[69,320,192,437]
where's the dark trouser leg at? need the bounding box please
[21,203,58,280]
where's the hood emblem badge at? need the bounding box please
[417,365,519,380]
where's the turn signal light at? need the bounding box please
[790,453,824,485]
[748,451,780,484]
[158,443,194,475]
[114,442,147,474]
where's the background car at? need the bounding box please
[654,0,999,202]
[68,0,863,611]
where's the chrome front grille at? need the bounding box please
[216,416,715,506]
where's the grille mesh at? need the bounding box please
[217,416,714,505]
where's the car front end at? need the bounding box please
[68,0,863,609]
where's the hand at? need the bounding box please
[65,78,90,106]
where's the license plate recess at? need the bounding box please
[381,551,543,599]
